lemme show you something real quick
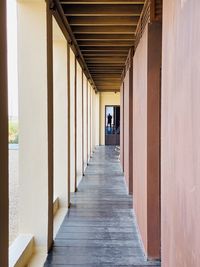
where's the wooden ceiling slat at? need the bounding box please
[71,26,136,33]
[84,56,127,60]
[83,53,127,57]
[80,46,130,51]
[57,0,144,91]
[96,82,121,86]
[61,0,144,4]
[63,4,143,16]
[68,16,139,25]
[75,34,135,40]
[78,40,134,46]
[93,77,121,81]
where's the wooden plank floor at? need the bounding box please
[44,146,161,267]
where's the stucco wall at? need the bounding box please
[123,70,133,193]
[120,83,124,171]
[161,0,200,266]
[76,62,83,186]
[132,22,161,259]
[133,26,148,253]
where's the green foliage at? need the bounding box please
[9,121,19,144]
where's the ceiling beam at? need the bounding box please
[92,73,121,78]
[98,90,120,93]
[90,70,122,73]
[68,16,139,25]
[83,53,127,56]
[78,40,134,46]
[82,50,127,57]
[61,0,144,4]
[71,25,137,33]
[75,34,135,40]
[84,56,127,59]
[80,46,130,51]
[93,77,121,81]
[97,86,120,89]
[63,4,143,16]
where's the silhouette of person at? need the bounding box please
[107,113,112,128]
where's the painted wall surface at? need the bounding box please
[123,70,133,194]
[18,1,49,248]
[88,83,91,158]
[100,92,120,145]
[92,90,100,150]
[70,48,75,192]
[83,74,88,171]
[162,1,200,266]
[133,26,148,253]
[53,19,68,207]
[76,62,83,186]
[120,83,124,171]
[132,23,161,259]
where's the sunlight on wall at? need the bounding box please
[7,0,18,119]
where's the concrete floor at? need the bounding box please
[45,146,161,267]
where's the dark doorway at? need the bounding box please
[105,105,120,145]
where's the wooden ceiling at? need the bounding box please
[58,0,145,92]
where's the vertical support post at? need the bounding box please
[120,82,124,171]
[74,59,77,191]
[129,48,133,194]
[86,81,88,164]
[0,1,8,266]
[82,71,84,175]
[90,87,92,155]
[46,0,54,251]
[67,44,71,207]
[147,21,162,259]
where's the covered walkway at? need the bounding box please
[45,146,160,267]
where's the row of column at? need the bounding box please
[120,21,162,260]
[0,0,100,266]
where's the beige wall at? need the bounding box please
[100,92,120,145]
[92,90,100,150]
[70,48,76,192]
[83,74,88,171]
[162,0,200,266]
[18,1,49,249]
[53,19,68,207]
[76,62,83,186]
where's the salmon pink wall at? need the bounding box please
[133,22,161,259]
[120,83,124,171]
[162,0,200,266]
[133,26,148,253]
[123,69,133,194]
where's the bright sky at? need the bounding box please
[7,0,18,118]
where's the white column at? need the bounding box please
[18,1,49,251]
